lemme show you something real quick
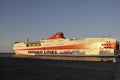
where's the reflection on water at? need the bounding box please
[0,53,15,57]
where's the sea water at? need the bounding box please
[0,53,15,57]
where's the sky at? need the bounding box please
[0,0,120,52]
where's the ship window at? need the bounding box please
[109,47,111,48]
[26,44,28,47]
[104,47,108,48]
[27,43,41,47]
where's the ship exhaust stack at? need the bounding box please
[48,32,65,39]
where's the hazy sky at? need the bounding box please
[0,0,120,52]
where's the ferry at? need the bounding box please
[13,32,120,62]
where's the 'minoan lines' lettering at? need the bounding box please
[28,51,57,54]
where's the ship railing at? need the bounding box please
[14,42,21,43]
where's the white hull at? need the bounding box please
[13,32,119,58]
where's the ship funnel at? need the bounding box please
[48,32,65,39]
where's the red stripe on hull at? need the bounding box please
[17,44,87,50]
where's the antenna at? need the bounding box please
[25,38,29,47]
[26,38,29,43]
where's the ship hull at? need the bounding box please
[14,53,115,62]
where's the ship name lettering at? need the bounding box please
[28,51,57,54]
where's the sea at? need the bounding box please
[0,53,15,57]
